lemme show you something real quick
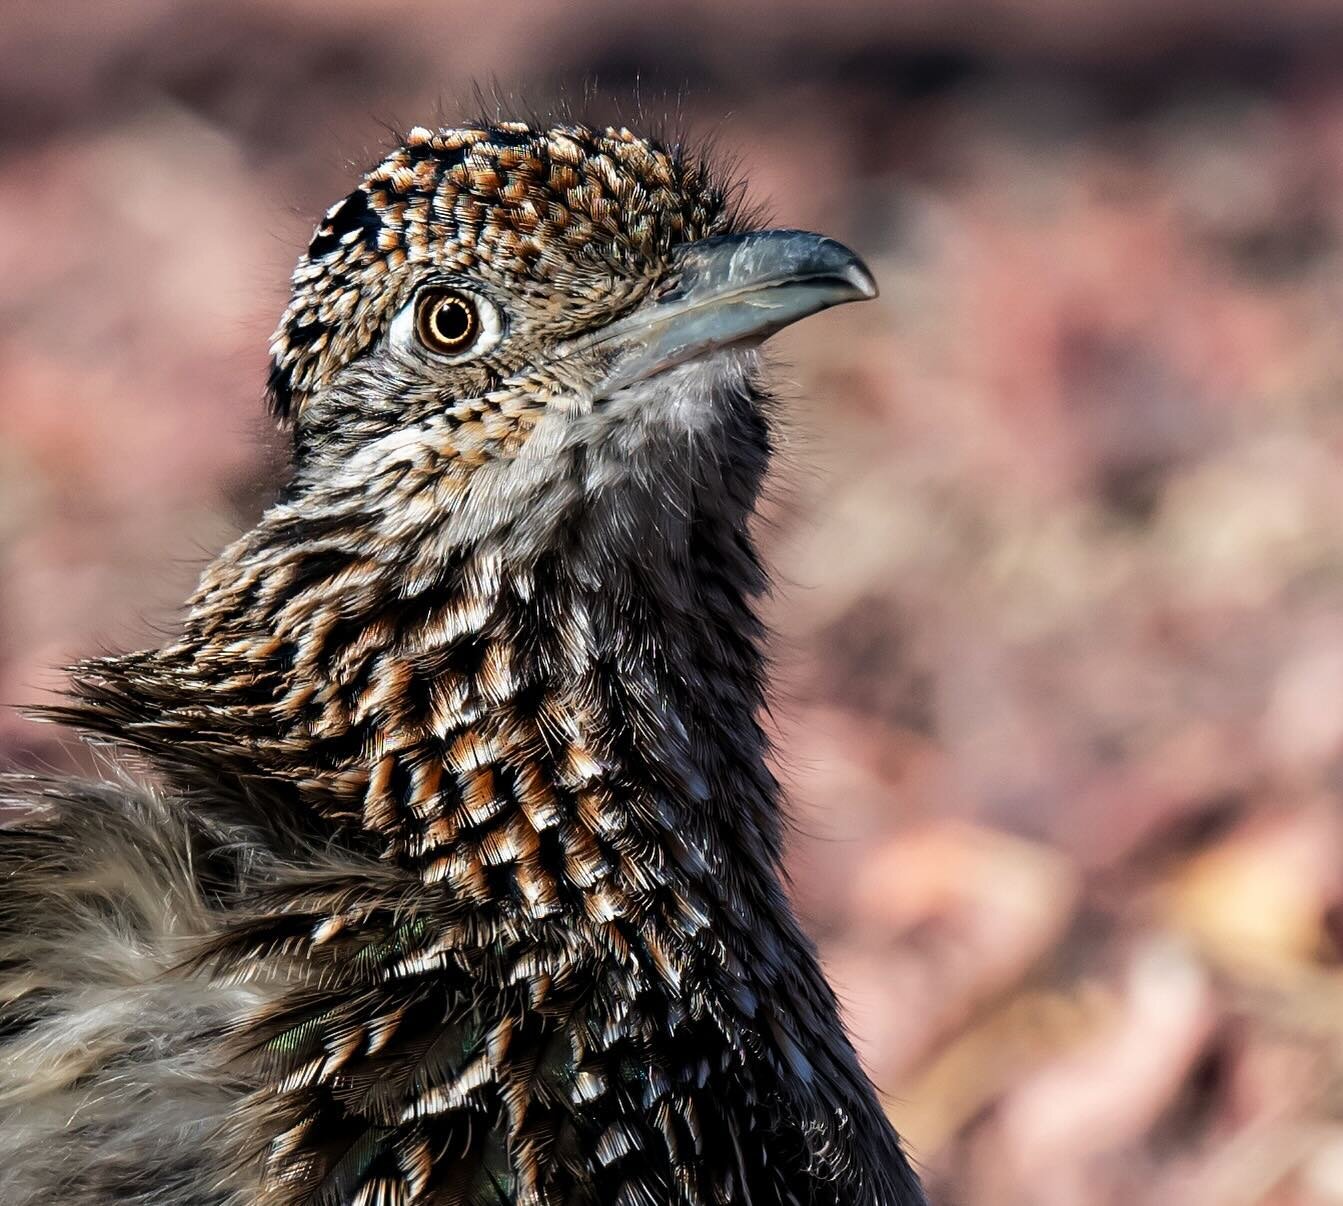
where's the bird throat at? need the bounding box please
[68,390,784,940]
[45,386,915,1206]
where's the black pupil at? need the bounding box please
[429,294,474,348]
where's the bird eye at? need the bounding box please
[389,285,503,362]
[416,288,479,354]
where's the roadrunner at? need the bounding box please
[0,121,925,1205]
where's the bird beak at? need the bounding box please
[565,229,878,400]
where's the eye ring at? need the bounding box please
[389,284,504,363]
[416,288,480,354]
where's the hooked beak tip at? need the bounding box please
[842,257,880,302]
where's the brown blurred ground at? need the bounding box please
[6,2,1343,1202]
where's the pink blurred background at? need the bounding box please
[7,2,1343,1202]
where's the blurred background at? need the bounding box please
[6,1,1343,1201]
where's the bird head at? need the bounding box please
[266,121,875,551]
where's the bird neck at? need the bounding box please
[51,393,917,1197]
[84,384,788,922]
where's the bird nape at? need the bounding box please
[0,121,925,1206]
